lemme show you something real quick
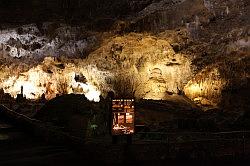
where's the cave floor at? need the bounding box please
[0,119,95,166]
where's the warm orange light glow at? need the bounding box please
[0,61,102,102]
[112,99,135,135]
[183,67,226,106]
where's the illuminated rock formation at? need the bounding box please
[0,0,248,112]
[0,57,109,102]
[87,33,193,99]
[183,67,226,106]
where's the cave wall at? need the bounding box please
[0,0,249,111]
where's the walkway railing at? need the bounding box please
[134,130,250,143]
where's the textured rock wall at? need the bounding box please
[87,33,193,99]
[0,0,248,110]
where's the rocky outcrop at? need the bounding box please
[0,0,249,111]
[0,23,96,59]
[87,33,193,99]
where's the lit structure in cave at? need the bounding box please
[112,99,135,135]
